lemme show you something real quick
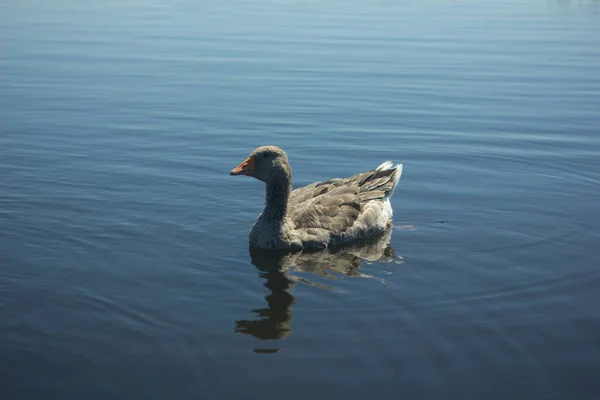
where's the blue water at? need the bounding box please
[2,0,600,398]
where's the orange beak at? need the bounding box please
[230,156,256,176]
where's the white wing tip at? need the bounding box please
[376,160,403,175]
[396,163,403,179]
[377,161,403,199]
[376,161,394,171]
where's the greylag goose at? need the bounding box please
[230,146,403,250]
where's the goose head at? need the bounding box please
[230,146,291,183]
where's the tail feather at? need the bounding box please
[375,161,403,199]
[376,161,394,171]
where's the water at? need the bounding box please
[2,0,600,398]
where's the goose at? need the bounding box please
[230,146,403,250]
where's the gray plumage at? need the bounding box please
[230,146,403,250]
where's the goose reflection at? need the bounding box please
[235,229,399,343]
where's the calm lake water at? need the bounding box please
[2,0,600,399]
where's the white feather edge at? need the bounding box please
[375,161,403,221]
[376,161,403,193]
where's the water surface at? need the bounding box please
[2,1,600,399]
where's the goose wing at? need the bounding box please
[288,164,401,235]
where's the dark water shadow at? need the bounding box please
[234,229,400,350]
